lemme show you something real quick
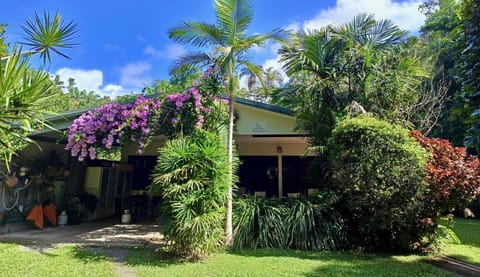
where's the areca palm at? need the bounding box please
[0,11,77,172]
[168,0,289,245]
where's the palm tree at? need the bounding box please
[168,0,289,245]
[278,14,409,145]
[241,66,283,102]
[0,11,77,172]
[330,13,408,101]
[279,28,345,146]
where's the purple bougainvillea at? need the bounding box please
[65,65,228,161]
[65,96,162,161]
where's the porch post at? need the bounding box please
[278,154,283,197]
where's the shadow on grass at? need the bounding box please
[57,240,452,277]
[71,246,112,263]
[229,248,450,276]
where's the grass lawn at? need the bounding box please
[438,217,480,266]
[0,242,457,276]
[126,248,452,277]
[0,243,115,277]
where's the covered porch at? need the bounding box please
[0,98,315,233]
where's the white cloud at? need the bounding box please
[303,0,424,33]
[103,84,123,92]
[285,22,300,32]
[262,58,289,83]
[55,68,136,98]
[55,68,103,92]
[144,44,186,59]
[119,61,152,88]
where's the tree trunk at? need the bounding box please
[225,92,234,246]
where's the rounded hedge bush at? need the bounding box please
[328,116,429,251]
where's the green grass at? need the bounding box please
[0,239,461,276]
[0,243,115,277]
[126,248,452,277]
[438,217,480,266]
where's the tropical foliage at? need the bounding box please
[276,14,430,147]
[462,0,480,152]
[168,0,289,244]
[328,116,431,251]
[412,130,480,215]
[151,130,235,258]
[0,11,77,172]
[233,195,349,251]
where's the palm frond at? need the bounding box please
[279,29,343,78]
[168,21,223,48]
[331,13,408,49]
[169,52,214,74]
[368,18,408,47]
[240,61,266,93]
[21,11,77,63]
[215,0,254,40]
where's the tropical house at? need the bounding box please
[0,98,315,229]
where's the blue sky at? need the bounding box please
[1,0,425,97]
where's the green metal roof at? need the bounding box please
[234,97,293,116]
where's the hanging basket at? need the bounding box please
[3,174,18,188]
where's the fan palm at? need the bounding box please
[168,0,289,245]
[0,11,77,172]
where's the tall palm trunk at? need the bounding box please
[225,63,235,246]
[226,92,234,246]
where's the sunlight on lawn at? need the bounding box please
[126,248,452,277]
[0,243,115,277]
[438,217,480,266]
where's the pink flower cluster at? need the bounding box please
[65,96,161,161]
[166,87,212,128]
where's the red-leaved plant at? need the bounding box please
[411,130,480,215]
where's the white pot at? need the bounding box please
[121,210,131,224]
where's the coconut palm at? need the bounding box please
[168,0,289,245]
[0,11,77,172]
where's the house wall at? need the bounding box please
[120,136,166,163]
[235,105,298,135]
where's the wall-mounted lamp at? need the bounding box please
[277,146,283,154]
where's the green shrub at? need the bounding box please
[233,196,287,249]
[151,130,232,258]
[233,194,349,251]
[328,116,429,251]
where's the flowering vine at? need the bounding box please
[65,96,162,161]
[65,66,228,161]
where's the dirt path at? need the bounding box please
[85,247,137,277]
[430,256,480,277]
